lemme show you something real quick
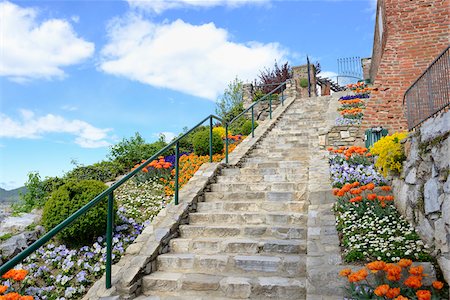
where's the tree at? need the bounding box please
[258,61,292,93]
[215,77,244,123]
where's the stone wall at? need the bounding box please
[321,125,365,148]
[363,0,449,133]
[392,110,450,283]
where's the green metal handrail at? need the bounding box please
[0,81,287,290]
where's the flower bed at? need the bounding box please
[339,259,449,299]
[335,82,370,126]
[0,134,244,299]
[328,146,431,264]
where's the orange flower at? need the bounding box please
[386,287,401,299]
[367,260,386,272]
[332,188,340,196]
[3,293,20,300]
[349,196,363,203]
[366,183,375,190]
[366,152,372,157]
[352,181,360,187]
[0,286,6,294]
[12,270,27,281]
[385,195,395,201]
[385,263,402,281]
[374,284,390,296]
[367,193,377,201]
[381,185,392,191]
[409,265,424,276]
[416,290,431,300]
[394,296,409,300]
[404,275,422,289]
[2,270,15,280]
[19,297,34,300]
[339,268,352,277]
[432,281,444,289]
[377,195,385,201]
[327,147,334,151]
[350,188,362,195]
[398,259,413,268]
[142,168,148,173]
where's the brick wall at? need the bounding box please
[363,0,450,133]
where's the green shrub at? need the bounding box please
[192,129,224,156]
[240,120,258,136]
[64,160,124,182]
[42,180,115,246]
[109,132,167,170]
[299,78,308,88]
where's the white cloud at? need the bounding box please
[318,71,338,80]
[61,105,78,111]
[0,110,112,148]
[126,0,269,13]
[0,1,94,81]
[100,16,288,100]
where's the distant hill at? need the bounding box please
[0,187,26,203]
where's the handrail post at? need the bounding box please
[225,124,229,164]
[281,89,284,106]
[175,142,179,205]
[269,97,272,119]
[106,191,114,289]
[251,106,255,138]
[209,116,213,162]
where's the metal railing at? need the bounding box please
[0,81,287,290]
[404,46,450,130]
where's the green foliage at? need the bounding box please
[299,78,309,88]
[370,131,408,177]
[65,160,124,182]
[42,180,115,246]
[239,120,258,136]
[215,77,244,123]
[13,172,47,214]
[108,132,167,170]
[192,128,224,156]
[344,249,365,262]
[0,233,12,241]
[177,126,206,153]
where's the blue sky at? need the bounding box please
[0,0,376,190]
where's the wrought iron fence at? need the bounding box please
[404,46,450,130]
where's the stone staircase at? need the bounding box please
[136,97,331,299]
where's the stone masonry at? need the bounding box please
[392,110,450,283]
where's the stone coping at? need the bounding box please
[84,95,298,299]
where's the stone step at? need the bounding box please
[156,253,306,277]
[243,156,308,162]
[179,225,306,240]
[189,212,307,226]
[209,182,306,192]
[215,174,308,184]
[170,238,307,255]
[197,200,306,213]
[142,272,306,299]
[204,191,305,202]
[221,167,307,176]
[240,161,304,169]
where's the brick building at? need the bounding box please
[363,0,449,132]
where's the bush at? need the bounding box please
[240,120,258,136]
[213,126,226,139]
[192,129,224,156]
[13,172,46,214]
[42,180,115,246]
[215,77,244,123]
[299,78,308,88]
[65,160,125,182]
[109,132,167,170]
[370,131,408,177]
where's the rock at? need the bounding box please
[437,255,450,284]
[0,212,40,234]
[434,219,448,253]
[431,137,449,171]
[424,178,441,214]
[420,110,450,143]
[0,233,28,257]
[441,194,450,226]
[417,216,434,246]
[444,176,450,194]
[417,159,431,178]
[405,167,417,184]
